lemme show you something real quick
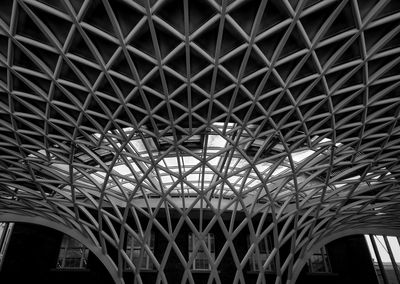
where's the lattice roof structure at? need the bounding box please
[0,0,400,283]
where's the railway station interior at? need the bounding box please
[1,0,400,283]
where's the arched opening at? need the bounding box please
[291,228,400,284]
[0,214,122,284]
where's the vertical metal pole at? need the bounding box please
[383,235,400,283]
[0,223,14,271]
[369,235,389,284]
[322,246,331,272]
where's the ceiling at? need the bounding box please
[0,0,400,282]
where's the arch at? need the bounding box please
[290,227,400,284]
[0,213,123,284]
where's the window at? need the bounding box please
[366,234,400,284]
[308,246,331,273]
[125,231,155,270]
[0,223,14,270]
[248,235,274,272]
[57,235,89,269]
[188,233,215,270]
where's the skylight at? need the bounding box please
[28,123,344,207]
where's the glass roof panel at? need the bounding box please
[34,125,343,204]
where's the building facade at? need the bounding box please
[0,218,379,284]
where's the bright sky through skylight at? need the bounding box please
[39,124,342,203]
[365,235,400,263]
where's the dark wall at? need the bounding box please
[329,235,378,284]
[297,235,378,284]
[0,216,378,284]
[0,223,114,284]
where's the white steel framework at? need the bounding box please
[0,0,400,283]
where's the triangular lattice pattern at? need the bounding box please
[1,0,400,283]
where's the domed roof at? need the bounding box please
[0,0,400,282]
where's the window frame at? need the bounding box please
[247,235,275,272]
[188,233,215,271]
[56,235,89,269]
[308,246,332,273]
[124,231,155,271]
